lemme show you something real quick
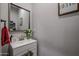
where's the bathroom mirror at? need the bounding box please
[8,3,30,32]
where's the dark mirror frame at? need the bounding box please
[8,3,30,32]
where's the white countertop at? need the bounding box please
[10,39,37,48]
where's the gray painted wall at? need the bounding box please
[0,3,8,56]
[0,4,1,56]
[32,3,79,56]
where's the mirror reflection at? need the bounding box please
[8,4,30,32]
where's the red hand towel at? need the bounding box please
[1,26,10,47]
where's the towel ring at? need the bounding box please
[0,19,6,26]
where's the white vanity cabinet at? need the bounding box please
[9,39,37,56]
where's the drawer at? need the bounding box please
[13,42,37,55]
[16,47,37,56]
[13,45,28,55]
[26,42,37,49]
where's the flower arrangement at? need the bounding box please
[24,29,32,39]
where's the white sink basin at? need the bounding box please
[10,39,36,48]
